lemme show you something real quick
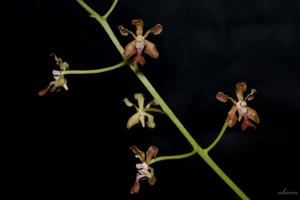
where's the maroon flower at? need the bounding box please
[216,82,260,131]
[130,145,158,194]
[119,19,163,66]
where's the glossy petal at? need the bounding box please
[144,40,159,59]
[127,112,141,129]
[227,106,238,127]
[123,41,137,60]
[134,93,145,109]
[130,146,145,162]
[216,92,228,103]
[235,82,247,101]
[132,19,144,35]
[145,113,156,129]
[247,107,260,124]
[146,146,158,164]
[118,25,130,36]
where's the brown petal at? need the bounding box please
[146,146,158,164]
[130,146,145,162]
[247,107,260,124]
[216,92,228,103]
[144,24,163,38]
[227,106,238,127]
[245,89,257,101]
[241,117,256,131]
[118,25,130,36]
[150,24,163,35]
[144,40,159,59]
[130,179,140,194]
[235,82,247,101]
[134,53,146,66]
[38,81,54,96]
[132,19,144,35]
[123,41,137,60]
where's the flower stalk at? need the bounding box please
[150,150,197,165]
[61,61,126,75]
[205,117,229,153]
[76,0,250,199]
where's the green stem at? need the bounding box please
[150,150,197,165]
[103,0,118,20]
[205,118,228,152]
[76,0,124,54]
[77,1,250,199]
[61,61,126,75]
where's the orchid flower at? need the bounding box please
[216,82,260,131]
[118,19,163,66]
[123,93,163,129]
[38,54,69,96]
[130,145,158,194]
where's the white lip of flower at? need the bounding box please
[136,162,152,178]
[52,70,68,91]
[135,35,145,51]
[236,100,248,121]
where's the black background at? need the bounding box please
[9,0,300,199]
